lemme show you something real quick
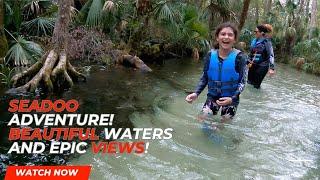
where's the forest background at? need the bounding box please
[0,0,319,91]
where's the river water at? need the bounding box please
[64,60,320,179]
[1,59,320,179]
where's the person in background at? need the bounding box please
[263,23,275,76]
[185,22,247,122]
[247,24,275,89]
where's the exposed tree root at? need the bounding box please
[7,48,150,95]
[11,52,49,87]
[6,0,87,95]
[67,61,86,81]
[51,50,73,88]
[6,49,86,95]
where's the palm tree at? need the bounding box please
[8,0,85,94]
[80,0,124,27]
[207,0,234,29]
[154,2,209,55]
[3,0,56,66]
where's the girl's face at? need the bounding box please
[254,28,263,38]
[216,27,236,51]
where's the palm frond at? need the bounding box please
[70,6,79,21]
[78,0,93,17]
[11,1,24,31]
[102,0,115,12]
[24,0,41,17]
[43,2,58,16]
[23,0,54,16]
[0,64,15,87]
[5,36,43,66]
[183,5,197,23]
[154,1,176,25]
[191,22,209,38]
[206,0,232,23]
[166,4,209,51]
[198,39,210,52]
[86,0,104,27]
[22,17,55,36]
[181,6,208,39]
[4,1,13,15]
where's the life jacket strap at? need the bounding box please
[208,80,238,86]
[207,87,238,94]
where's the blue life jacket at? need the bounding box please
[250,38,266,62]
[250,38,257,48]
[207,49,240,97]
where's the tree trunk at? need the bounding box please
[294,0,305,41]
[7,0,86,94]
[0,0,8,61]
[266,0,272,14]
[53,0,73,51]
[309,0,317,38]
[254,0,259,25]
[299,0,305,14]
[305,0,310,23]
[238,0,251,31]
[264,0,272,18]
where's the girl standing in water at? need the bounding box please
[185,22,247,121]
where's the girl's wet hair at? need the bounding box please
[213,22,239,49]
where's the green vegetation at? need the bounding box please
[5,35,43,66]
[293,38,320,74]
[242,0,320,73]
[0,0,320,92]
[0,64,14,87]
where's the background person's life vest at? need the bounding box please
[207,49,240,97]
[250,38,267,63]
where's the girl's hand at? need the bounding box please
[185,93,198,104]
[216,97,232,106]
[268,69,275,76]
